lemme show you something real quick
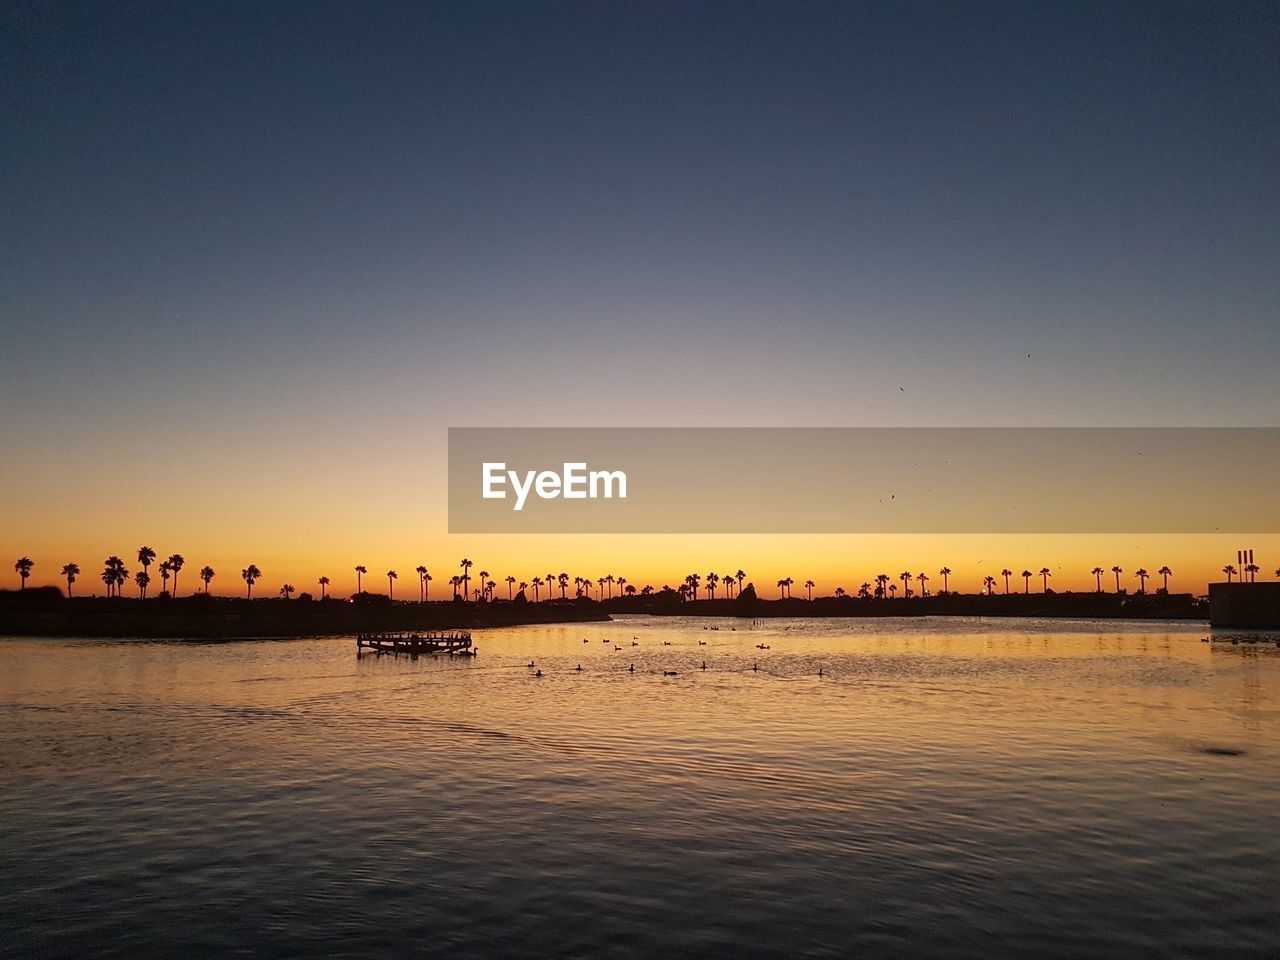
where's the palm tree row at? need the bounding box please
[14,553,1273,601]
[12,548,220,598]
[785,564,1183,599]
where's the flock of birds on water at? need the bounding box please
[511,625,826,679]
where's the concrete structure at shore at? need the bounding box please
[1208,582,1280,629]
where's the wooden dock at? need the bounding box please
[356,631,474,655]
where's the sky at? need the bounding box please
[2,1,1277,595]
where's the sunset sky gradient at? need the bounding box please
[2,2,1277,595]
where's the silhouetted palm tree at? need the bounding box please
[605,574,615,598]
[449,575,461,599]
[1245,563,1259,583]
[279,584,295,600]
[558,572,569,598]
[835,587,846,598]
[1001,568,1012,594]
[416,566,428,602]
[531,576,543,602]
[707,572,719,599]
[486,579,496,599]
[938,567,951,593]
[460,559,473,600]
[159,561,171,596]
[518,580,528,598]
[1134,568,1149,593]
[242,565,261,599]
[61,562,79,597]
[899,571,912,598]
[478,570,490,600]
[135,570,150,598]
[1222,564,1236,583]
[545,573,555,598]
[318,575,329,599]
[104,556,128,598]
[137,547,156,584]
[1157,566,1172,591]
[506,575,517,599]
[387,570,398,599]
[200,566,215,593]
[14,556,34,589]
[687,573,701,600]
[618,577,628,597]
[858,583,871,599]
[983,575,997,594]
[167,554,185,596]
[1091,566,1105,591]
[875,573,889,598]
[1021,569,1032,593]
[736,570,746,595]
[355,565,367,594]
[917,572,929,595]
[1039,567,1051,592]
[804,579,815,601]
[1112,565,1123,592]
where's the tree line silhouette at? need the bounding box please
[10,551,1267,602]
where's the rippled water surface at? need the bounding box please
[3,616,1278,958]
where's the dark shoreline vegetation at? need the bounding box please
[0,586,1205,640]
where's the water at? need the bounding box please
[2,616,1278,958]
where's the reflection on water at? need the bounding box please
[2,617,1278,959]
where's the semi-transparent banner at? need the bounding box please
[447,427,1279,533]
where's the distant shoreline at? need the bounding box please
[0,590,610,639]
[0,588,1206,640]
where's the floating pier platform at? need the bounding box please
[356,631,474,655]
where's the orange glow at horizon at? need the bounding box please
[6,530,1277,599]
